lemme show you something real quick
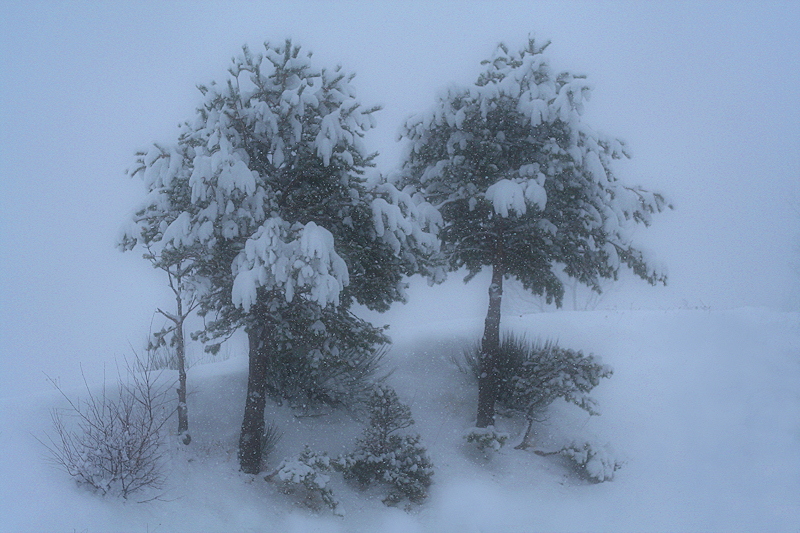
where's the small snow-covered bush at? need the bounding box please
[464,426,510,452]
[339,386,434,504]
[462,334,613,416]
[38,359,172,499]
[559,441,623,482]
[462,333,613,448]
[267,447,342,515]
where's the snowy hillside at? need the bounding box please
[1,306,798,532]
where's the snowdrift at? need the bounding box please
[1,307,798,532]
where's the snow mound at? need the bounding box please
[2,307,799,532]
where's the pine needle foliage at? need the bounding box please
[462,333,613,417]
[261,304,388,410]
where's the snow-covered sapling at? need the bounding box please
[339,386,434,504]
[266,446,343,515]
[144,247,200,446]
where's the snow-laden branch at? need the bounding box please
[485,178,547,218]
[370,183,441,254]
[232,219,349,312]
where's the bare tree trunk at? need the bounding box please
[514,417,535,450]
[571,278,579,311]
[239,323,269,474]
[477,252,504,428]
[175,308,190,445]
[149,254,198,446]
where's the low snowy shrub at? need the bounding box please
[558,441,623,482]
[267,447,342,515]
[463,426,510,452]
[38,359,172,499]
[339,386,434,504]
[462,333,613,448]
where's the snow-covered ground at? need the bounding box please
[2,299,798,532]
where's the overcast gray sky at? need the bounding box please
[2,1,799,397]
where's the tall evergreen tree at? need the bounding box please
[397,38,670,428]
[121,39,439,473]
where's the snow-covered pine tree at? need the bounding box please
[397,38,670,428]
[340,386,434,504]
[120,39,440,474]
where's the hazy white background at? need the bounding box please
[2,1,798,398]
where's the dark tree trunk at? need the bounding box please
[239,323,269,474]
[477,251,504,428]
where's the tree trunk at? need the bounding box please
[514,417,535,450]
[239,323,269,474]
[175,316,190,445]
[476,254,504,428]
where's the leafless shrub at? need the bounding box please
[38,354,174,499]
